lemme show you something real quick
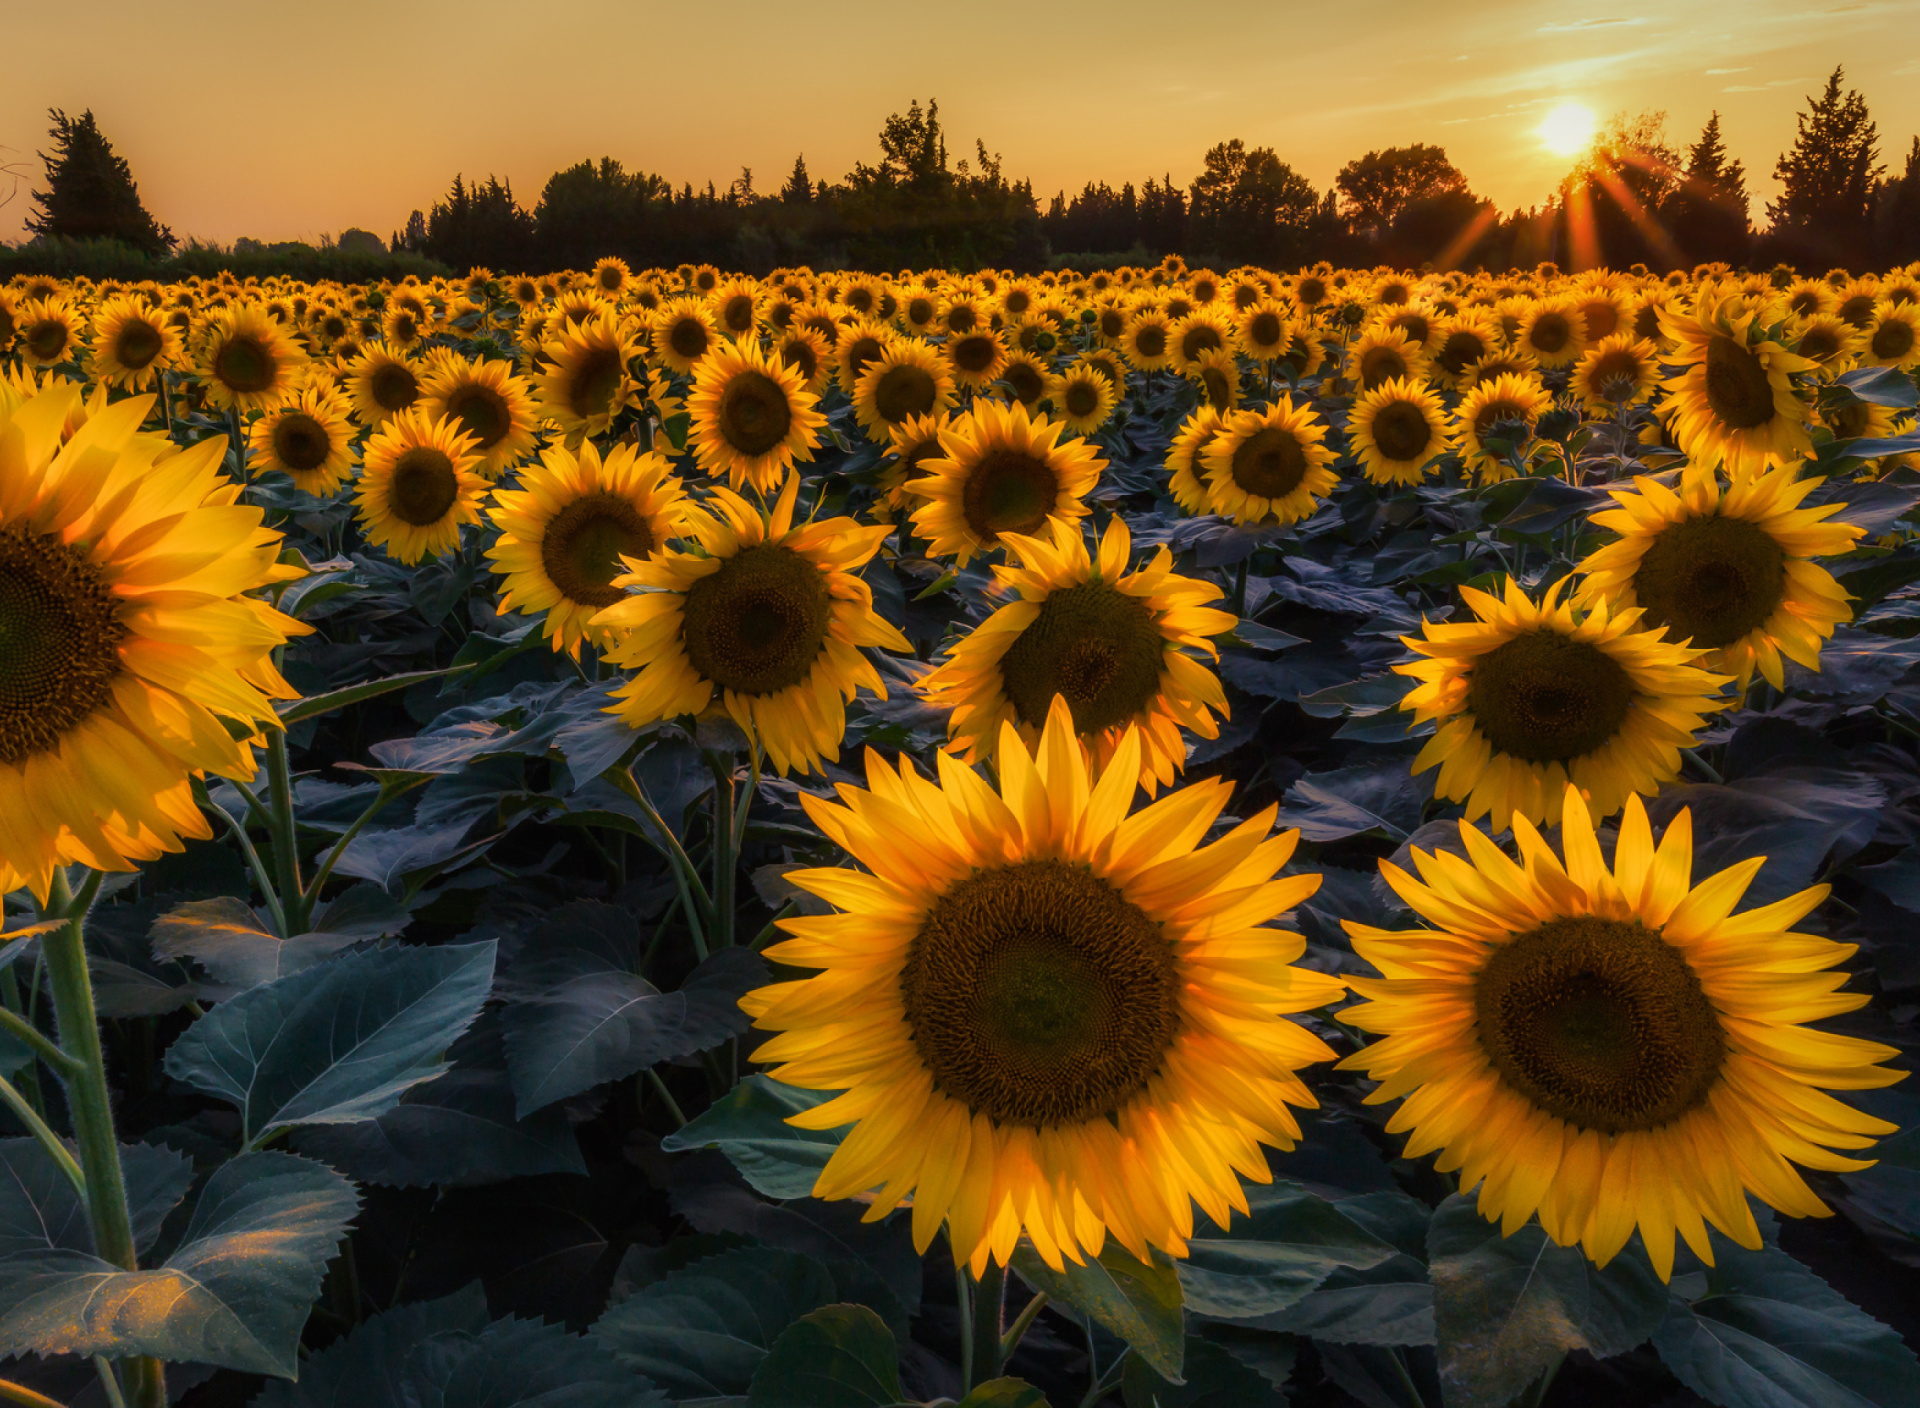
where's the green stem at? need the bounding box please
[645,1068,688,1127]
[90,1360,126,1408]
[0,1005,81,1078]
[265,730,308,934]
[1518,1352,1563,1408]
[1076,1350,1129,1408]
[954,1262,975,1395]
[203,796,288,937]
[0,1374,70,1408]
[1388,1346,1426,1407]
[1000,1291,1049,1361]
[0,1073,84,1196]
[968,1262,1007,1391]
[607,765,711,956]
[711,757,735,950]
[304,779,412,908]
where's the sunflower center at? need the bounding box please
[1099,308,1126,339]
[25,321,69,362]
[1475,916,1724,1134]
[681,543,830,695]
[1872,319,1916,362]
[1631,514,1785,649]
[948,305,979,334]
[1580,302,1619,339]
[1466,629,1635,763]
[1703,335,1776,429]
[1230,426,1309,499]
[1200,367,1234,409]
[446,384,509,449]
[1371,402,1434,462]
[778,339,818,382]
[1180,325,1224,362]
[952,334,996,373]
[1528,314,1571,354]
[1133,326,1167,359]
[387,448,460,526]
[1003,361,1046,404]
[902,858,1180,1128]
[215,334,278,392]
[844,336,885,384]
[1798,326,1841,363]
[721,295,755,332]
[1064,381,1101,418]
[0,531,126,766]
[668,318,709,361]
[960,450,1059,544]
[271,413,332,471]
[370,363,419,413]
[716,372,794,457]
[1248,311,1283,347]
[1359,346,1407,390]
[1838,294,1876,327]
[540,492,653,608]
[873,365,937,424]
[1439,331,1485,375]
[998,581,1167,733]
[114,322,163,370]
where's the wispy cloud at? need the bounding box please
[1723,76,1808,92]
[1537,16,1645,31]
[1704,67,1750,75]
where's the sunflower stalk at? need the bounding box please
[201,794,289,938]
[965,1262,1008,1391]
[0,1375,70,1408]
[302,776,421,913]
[265,730,310,934]
[607,764,712,956]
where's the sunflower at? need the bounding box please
[651,297,719,376]
[1346,326,1430,393]
[774,327,834,396]
[921,515,1235,789]
[874,412,950,521]
[1120,309,1175,372]
[594,475,909,775]
[1338,782,1902,1280]
[342,341,422,425]
[834,321,895,395]
[1188,347,1244,415]
[591,257,632,298]
[0,289,17,355]
[247,386,357,496]
[1428,314,1501,389]
[1453,373,1555,483]
[1818,393,1902,447]
[87,295,180,391]
[0,384,307,901]
[1077,348,1131,399]
[380,302,430,352]
[999,353,1053,410]
[1569,288,1629,343]
[1463,349,1541,388]
[1790,313,1866,373]
[15,300,82,369]
[908,399,1104,566]
[419,356,539,479]
[1232,300,1292,364]
[686,337,826,494]
[1517,297,1588,370]
[486,440,686,658]
[740,695,1346,1273]
[1090,297,1130,347]
[1863,300,1920,371]
[1398,577,1729,831]
[938,294,986,337]
[353,409,488,564]
[1166,407,1228,516]
[899,288,942,336]
[531,314,638,444]
[1349,378,1449,487]
[946,329,1009,392]
[1046,364,1118,436]
[1570,335,1660,414]
[1167,308,1237,375]
[853,339,956,445]
[708,279,762,342]
[1201,396,1340,522]
[1576,464,1862,691]
[1659,295,1816,479]
[1276,324,1329,384]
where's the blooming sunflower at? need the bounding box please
[1659,295,1816,479]
[591,257,632,298]
[88,295,180,391]
[1864,300,1920,370]
[380,302,429,352]
[343,341,421,425]
[1188,347,1244,415]
[1120,309,1175,372]
[594,475,910,775]
[1575,464,1862,691]
[908,399,1104,567]
[709,279,762,341]
[1349,378,1449,488]
[946,329,1009,392]
[774,328,834,396]
[197,304,309,414]
[486,439,686,658]
[1517,297,1588,370]
[834,321,895,395]
[418,356,539,479]
[1428,314,1501,389]
[532,314,638,444]
[1338,782,1902,1280]
[1570,335,1660,414]
[651,297,718,375]
[1166,407,1228,515]
[247,386,357,496]
[1201,396,1340,522]
[919,515,1235,790]
[1167,308,1236,376]
[352,409,488,564]
[1046,364,1118,436]
[687,337,826,494]
[873,412,949,521]
[741,695,1345,1272]
[1454,373,1555,483]
[853,339,956,445]
[1346,326,1430,393]
[1000,354,1051,410]
[0,384,307,900]
[14,299,81,369]
[1235,300,1293,363]
[1790,313,1866,373]
[1398,577,1729,831]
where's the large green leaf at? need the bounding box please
[1122,1335,1289,1408]
[0,1152,357,1377]
[1012,1241,1186,1382]
[151,897,363,989]
[1428,1194,1667,1408]
[1179,1179,1402,1320]
[957,1379,1050,1408]
[744,1303,903,1408]
[661,1074,845,1200]
[163,940,496,1145]
[1652,1241,1920,1408]
[252,1283,492,1407]
[0,1138,193,1258]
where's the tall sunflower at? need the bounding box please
[1120,309,1175,372]
[907,399,1104,566]
[1046,364,1118,436]
[1659,295,1815,478]
[0,385,307,900]
[1166,407,1227,515]
[486,440,686,658]
[853,340,956,445]
[1338,783,1902,1280]
[740,696,1346,1273]
[1454,373,1554,483]
[419,356,539,479]
[532,314,638,444]
[1346,326,1429,392]
[1201,396,1339,522]
[651,297,719,375]
[88,295,180,391]
[687,338,826,494]
[1348,379,1449,487]
[1569,334,1659,414]
[197,304,309,414]
[1397,577,1729,831]
[594,475,910,775]
[247,386,357,496]
[946,329,1009,392]
[343,341,421,425]
[353,409,489,564]
[1575,464,1862,691]
[1517,297,1588,370]
[920,516,1235,789]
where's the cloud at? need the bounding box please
[1537,16,1645,31]
[1722,76,1809,92]
[1704,67,1750,75]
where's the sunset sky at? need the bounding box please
[3,0,1917,248]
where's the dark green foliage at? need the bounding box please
[26,108,173,255]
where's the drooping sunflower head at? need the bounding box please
[1046,364,1119,436]
[352,408,489,564]
[1576,463,1863,691]
[1864,300,1920,370]
[486,438,686,658]
[1517,297,1589,369]
[1659,294,1816,479]
[741,694,1345,1272]
[343,340,421,426]
[531,313,639,444]
[853,339,956,445]
[418,356,539,479]
[1453,372,1554,483]
[687,336,826,494]
[197,304,310,414]
[1398,576,1731,831]
[1346,325,1431,392]
[594,474,910,775]
[907,398,1105,567]
[1339,781,1902,1279]
[1570,334,1660,413]
[87,295,180,390]
[14,299,81,369]
[1201,395,1341,521]
[247,386,357,496]
[1349,378,1449,488]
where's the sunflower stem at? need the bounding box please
[91,1359,126,1408]
[967,1262,1007,1390]
[1076,1349,1129,1408]
[607,764,712,955]
[645,1067,689,1128]
[265,730,308,933]
[202,795,289,938]
[0,1002,81,1079]
[304,777,417,911]
[0,1071,85,1197]
[1000,1290,1049,1360]
[710,755,735,949]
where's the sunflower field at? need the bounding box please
[2,255,1920,1408]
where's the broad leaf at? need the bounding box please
[1122,1335,1289,1408]
[152,897,362,989]
[1012,1241,1186,1381]
[744,1303,903,1408]
[164,940,496,1145]
[252,1283,492,1408]
[661,1075,845,1199]
[958,1379,1051,1407]
[1179,1179,1402,1320]
[0,1138,193,1258]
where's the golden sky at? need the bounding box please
[3,0,1917,249]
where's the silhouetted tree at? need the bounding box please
[781,155,812,204]
[1187,140,1319,265]
[1667,112,1750,265]
[1558,110,1682,269]
[1337,144,1469,239]
[1875,136,1920,265]
[1768,66,1882,267]
[26,108,173,254]
[423,174,536,270]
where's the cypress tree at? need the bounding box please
[1768,66,1882,266]
[25,108,174,255]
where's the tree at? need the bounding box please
[1556,109,1682,269]
[1768,65,1883,266]
[1336,144,1469,238]
[531,157,667,270]
[423,174,536,270]
[25,108,174,254]
[1187,140,1319,265]
[1875,136,1920,264]
[781,155,812,204]
[1668,111,1750,265]
[848,99,950,193]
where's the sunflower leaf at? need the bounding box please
[1120,1335,1289,1407]
[660,1074,844,1200]
[1011,1241,1186,1381]
[1178,1179,1403,1320]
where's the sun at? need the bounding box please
[1538,101,1597,157]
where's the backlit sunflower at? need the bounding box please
[1167,308,1237,375]
[919,515,1234,789]
[247,386,357,496]
[873,412,949,521]
[1659,295,1815,479]
[1454,373,1555,483]
[88,295,180,391]
[1790,313,1865,373]
[197,304,309,414]
[708,279,762,342]
[1120,309,1175,372]
[946,329,1009,392]
[380,302,429,352]
[1397,577,1729,831]
[1188,347,1244,414]
[532,314,638,444]
[1575,463,1862,691]
[1570,334,1660,414]
[1428,314,1501,389]
[1235,300,1293,363]
[1166,407,1227,515]
[594,475,910,775]
[486,439,686,658]
[353,409,488,564]
[740,695,1346,1273]
[774,328,834,395]
[1517,297,1588,370]
[1338,782,1902,1280]
[591,257,631,298]
[1346,326,1430,393]
[419,356,539,478]
[1349,378,1449,487]
[1201,396,1339,522]
[686,337,826,494]
[0,384,307,901]
[834,321,895,395]
[853,339,956,445]
[908,399,1104,566]
[14,300,81,369]
[1046,364,1118,435]
[343,342,421,425]
[651,297,719,376]
[1863,300,1920,370]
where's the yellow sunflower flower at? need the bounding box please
[1659,295,1816,479]
[1201,396,1340,521]
[87,295,181,391]
[1349,378,1450,488]
[946,329,1009,392]
[1569,334,1660,414]
[651,297,719,375]
[1345,326,1430,392]
[907,399,1104,567]
[1428,314,1502,390]
[342,341,421,426]
[1167,307,1237,376]
[1339,782,1902,1281]
[1517,296,1588,370]
[1863,300,1920,370]
[1454,373,1555,484]
[353,409,488,564]
[774,328,834,396]
[686,337,827,495]
[1166,407,1228,515]
[1046,363,1119,436]
[740,695,1346,1273]
[532,314,639,445]
[1120,309,1175,372]
[14,299,81,369]
[873,412,949,522]
[853,339,956,445]
[197,304,310,414]
[418,356,539,479]
[1188,347,1244,415]
[247,386,357,496]
[1235,300,1293,364]
[1790,313,1866,374]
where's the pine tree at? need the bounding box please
[1669,111,1750,265]
[1877,136,1920,264]
[782,155,812,204]
[1768,66,1883,265]
[25,108,174,254]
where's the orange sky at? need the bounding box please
[3,0,1917,249]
